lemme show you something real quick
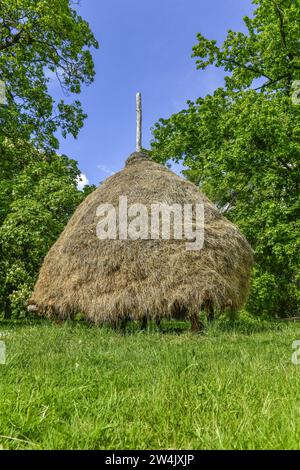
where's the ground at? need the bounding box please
[0,316,300,450]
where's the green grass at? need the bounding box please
[0,316,300,450]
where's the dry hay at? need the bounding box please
[29,153,253,325]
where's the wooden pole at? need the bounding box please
[136,92,142,152]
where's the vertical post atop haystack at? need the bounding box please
[136,92,142,152]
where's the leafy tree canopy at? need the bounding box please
[0,0,98,317]
[0,0,99,150]
[0,135,95,317]
[193,0,300,93]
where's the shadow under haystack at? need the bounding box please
[29,152,253,330]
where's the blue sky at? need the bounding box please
[51,0,254,187]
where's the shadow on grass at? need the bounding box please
[115,319,190,335]
[206,317,288,335]
[0,315,293,336]
[0,317,52,330]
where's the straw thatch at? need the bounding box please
[29,152,253,328]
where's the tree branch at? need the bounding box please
[272,0,294,64]
[253,74,291,91]
[222,58,273,82]
[0,28,24,51]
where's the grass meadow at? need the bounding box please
[0,316,300,450]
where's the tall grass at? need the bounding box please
[0,317,299,449]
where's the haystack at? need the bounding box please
[29,151,253,328]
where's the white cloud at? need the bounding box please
[97,164,115,176]
[77,173,89,190]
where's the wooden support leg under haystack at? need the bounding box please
[190,314,204,332]
[111,318,129,333]
[140,316,161,331]
[120,318,129,334]
[207,304,215,323]
[140,315,148,330]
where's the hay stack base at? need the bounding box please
[29,153,253,329]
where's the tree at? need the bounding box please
[0,0,98,317]
[0,136,95,318]
[151,0,300,317]
[0,0,99,150]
